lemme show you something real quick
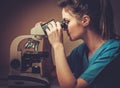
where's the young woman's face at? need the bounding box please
[62,8,86,41]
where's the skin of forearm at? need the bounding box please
[53,43,77,88]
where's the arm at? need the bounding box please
[45,21,89,88]
[53,43,89,88]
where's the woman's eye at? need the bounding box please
[64,20,70,25]
[66,20,70,24]
[63,18,69,23]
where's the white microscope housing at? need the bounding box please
[8,25,50,87]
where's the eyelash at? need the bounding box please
[64,19,70,24]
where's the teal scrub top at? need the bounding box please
[67,39,120,88]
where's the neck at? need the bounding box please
[83,30,106,57]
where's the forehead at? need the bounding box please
[62,8,75,19]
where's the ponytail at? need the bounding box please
[100,0,115,39]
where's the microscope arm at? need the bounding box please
[10,35,34,61]
[10,24,45,61]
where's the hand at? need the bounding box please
[45,21,63,48]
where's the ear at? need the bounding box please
[81,15,90,27]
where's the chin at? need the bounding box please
[69,37,78,41]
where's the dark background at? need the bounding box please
[0,0,120,79]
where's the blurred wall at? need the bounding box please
[0,0,81,78]
[0,0,120,79]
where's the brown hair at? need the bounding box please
[58,0,117,39]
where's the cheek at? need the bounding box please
[68,23,85,40]
[68,22,78,32]
[69,22,80,34]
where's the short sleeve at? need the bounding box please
[80,40,120,84]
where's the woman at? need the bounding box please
[38,0,120,88]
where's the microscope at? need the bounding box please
[8,19,68,88]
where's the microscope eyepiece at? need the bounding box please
[60,20,68,30]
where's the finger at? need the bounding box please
[56,21,61,30]
[47,22,57,32]
[45,28,51,35]
[48,20,57,31]
[51,20,56,29]
[47,23,53,31]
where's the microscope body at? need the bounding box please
[8,19,66,87]
[8,24,51,87]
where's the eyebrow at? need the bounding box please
[63,18,69,21]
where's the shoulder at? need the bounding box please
[106,39,120,47]
[101,39,120,54]
[88,39,120,64]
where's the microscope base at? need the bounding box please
[8,73,49,88]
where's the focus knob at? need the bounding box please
[10,59,20,69]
